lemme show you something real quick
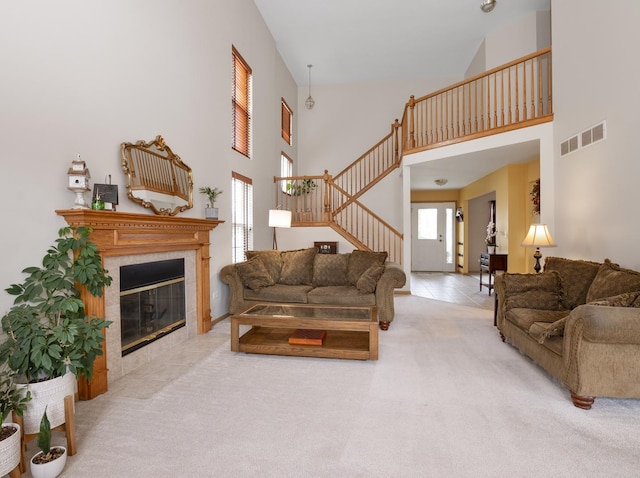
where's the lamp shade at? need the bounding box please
[268,209,291,228]
[521,224,556,248]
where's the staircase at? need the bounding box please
[274,47,554,265]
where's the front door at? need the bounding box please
[411,202,455,271]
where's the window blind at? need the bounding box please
[232,46,252,157]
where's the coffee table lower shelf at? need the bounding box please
[237,326,376,360]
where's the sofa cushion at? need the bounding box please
[544,256,601,309]
[356,264,386,293]
[588,290,640,307]
[501,271,563,311]
[347,250,388,285]
[506,308,569,332]
[279,248,316,285]
[531,317,568,344]
[586,259,640,303]
[307,285,376,306]
[235,257,275,291]
[312,253,349,287]
[243,283,313,303]
[246,250,283,283]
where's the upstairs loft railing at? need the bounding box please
[274,48,553,266]
[401,47,553,153]
[273,175,403,264]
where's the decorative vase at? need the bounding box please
[0,423,21,477]
[30,446,67,478]
[487,245,496,254]
[17,372,75,435]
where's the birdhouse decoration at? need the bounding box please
[67,153,91,209]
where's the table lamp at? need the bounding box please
[521,224,556,273]
[269,209,292,250]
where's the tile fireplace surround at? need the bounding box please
[57,209,222,400]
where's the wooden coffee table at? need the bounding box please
[231,303,378,360]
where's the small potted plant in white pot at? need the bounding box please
[30,407,67,478]
[0,369,31,478]
[199,186,222,219]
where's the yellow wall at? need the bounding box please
[409,159,540,273]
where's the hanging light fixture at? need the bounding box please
[480,0,497,13]
[305,64,315,110]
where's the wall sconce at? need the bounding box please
[269,209,292,250]
[521,224,556,273]
[455,207,464,222]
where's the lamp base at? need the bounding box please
[533,248,543,273]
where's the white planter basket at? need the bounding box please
[18,372,75,435]
[0,422,21,476]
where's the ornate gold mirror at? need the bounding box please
[121,135,193,216]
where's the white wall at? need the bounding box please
[552,1,640,269]
[0,0,297,317]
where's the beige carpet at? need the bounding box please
[24,295,640,477]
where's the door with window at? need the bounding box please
[411,202,455,271]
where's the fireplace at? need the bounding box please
[57,209,222,399]
[120,259,186,356]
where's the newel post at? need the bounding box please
[407,95,416,149]
[322,169,332,223]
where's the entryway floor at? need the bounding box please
[410,272,495,311]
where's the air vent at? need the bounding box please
[561,120,607,157]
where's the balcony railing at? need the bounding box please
[401,47,552,153]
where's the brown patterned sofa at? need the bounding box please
[495,257,640,409]
[220,248,406,330]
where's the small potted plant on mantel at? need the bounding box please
[30,407,67,478]
[199,186,223,219]
[0,369,31,478]
[0,226,112,437]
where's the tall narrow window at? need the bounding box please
[232,172,253,263]
[232,46,252,157]
[281,98,292,145]
[280,152,293,193]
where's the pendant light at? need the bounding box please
[305,64,315,110]
[480,0,497,13]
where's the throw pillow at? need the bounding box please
[585,259,640,303]
[543,256,601,309]
[347,250,388,285]
[537,316,568,344]
[279,248,316,285]
[236,257,275,291]
[246,250,283,283]
[356,263,385,294]
[501,271,564,311]
[587,290,640,307]
[312,253,349,287]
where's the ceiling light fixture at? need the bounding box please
[434,178,448,187]
[480,0,497,13]
[305,64,315,110]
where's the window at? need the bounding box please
[280,152,293,192]
[232,46,252,157]
[281,98,292,145]
[231,172,253,263]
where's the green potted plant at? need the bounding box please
[0,226,112,435]
[0,369,31,477]
[30,407,67,478]
[286,179,317,221]
[198,186,223,219]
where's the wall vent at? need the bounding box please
[561,120,606,157]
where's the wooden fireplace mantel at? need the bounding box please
[56,209,223,399]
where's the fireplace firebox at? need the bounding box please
[120,259,186,356]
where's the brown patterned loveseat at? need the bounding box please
[495,257,640,409]
[220,248,406,330]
